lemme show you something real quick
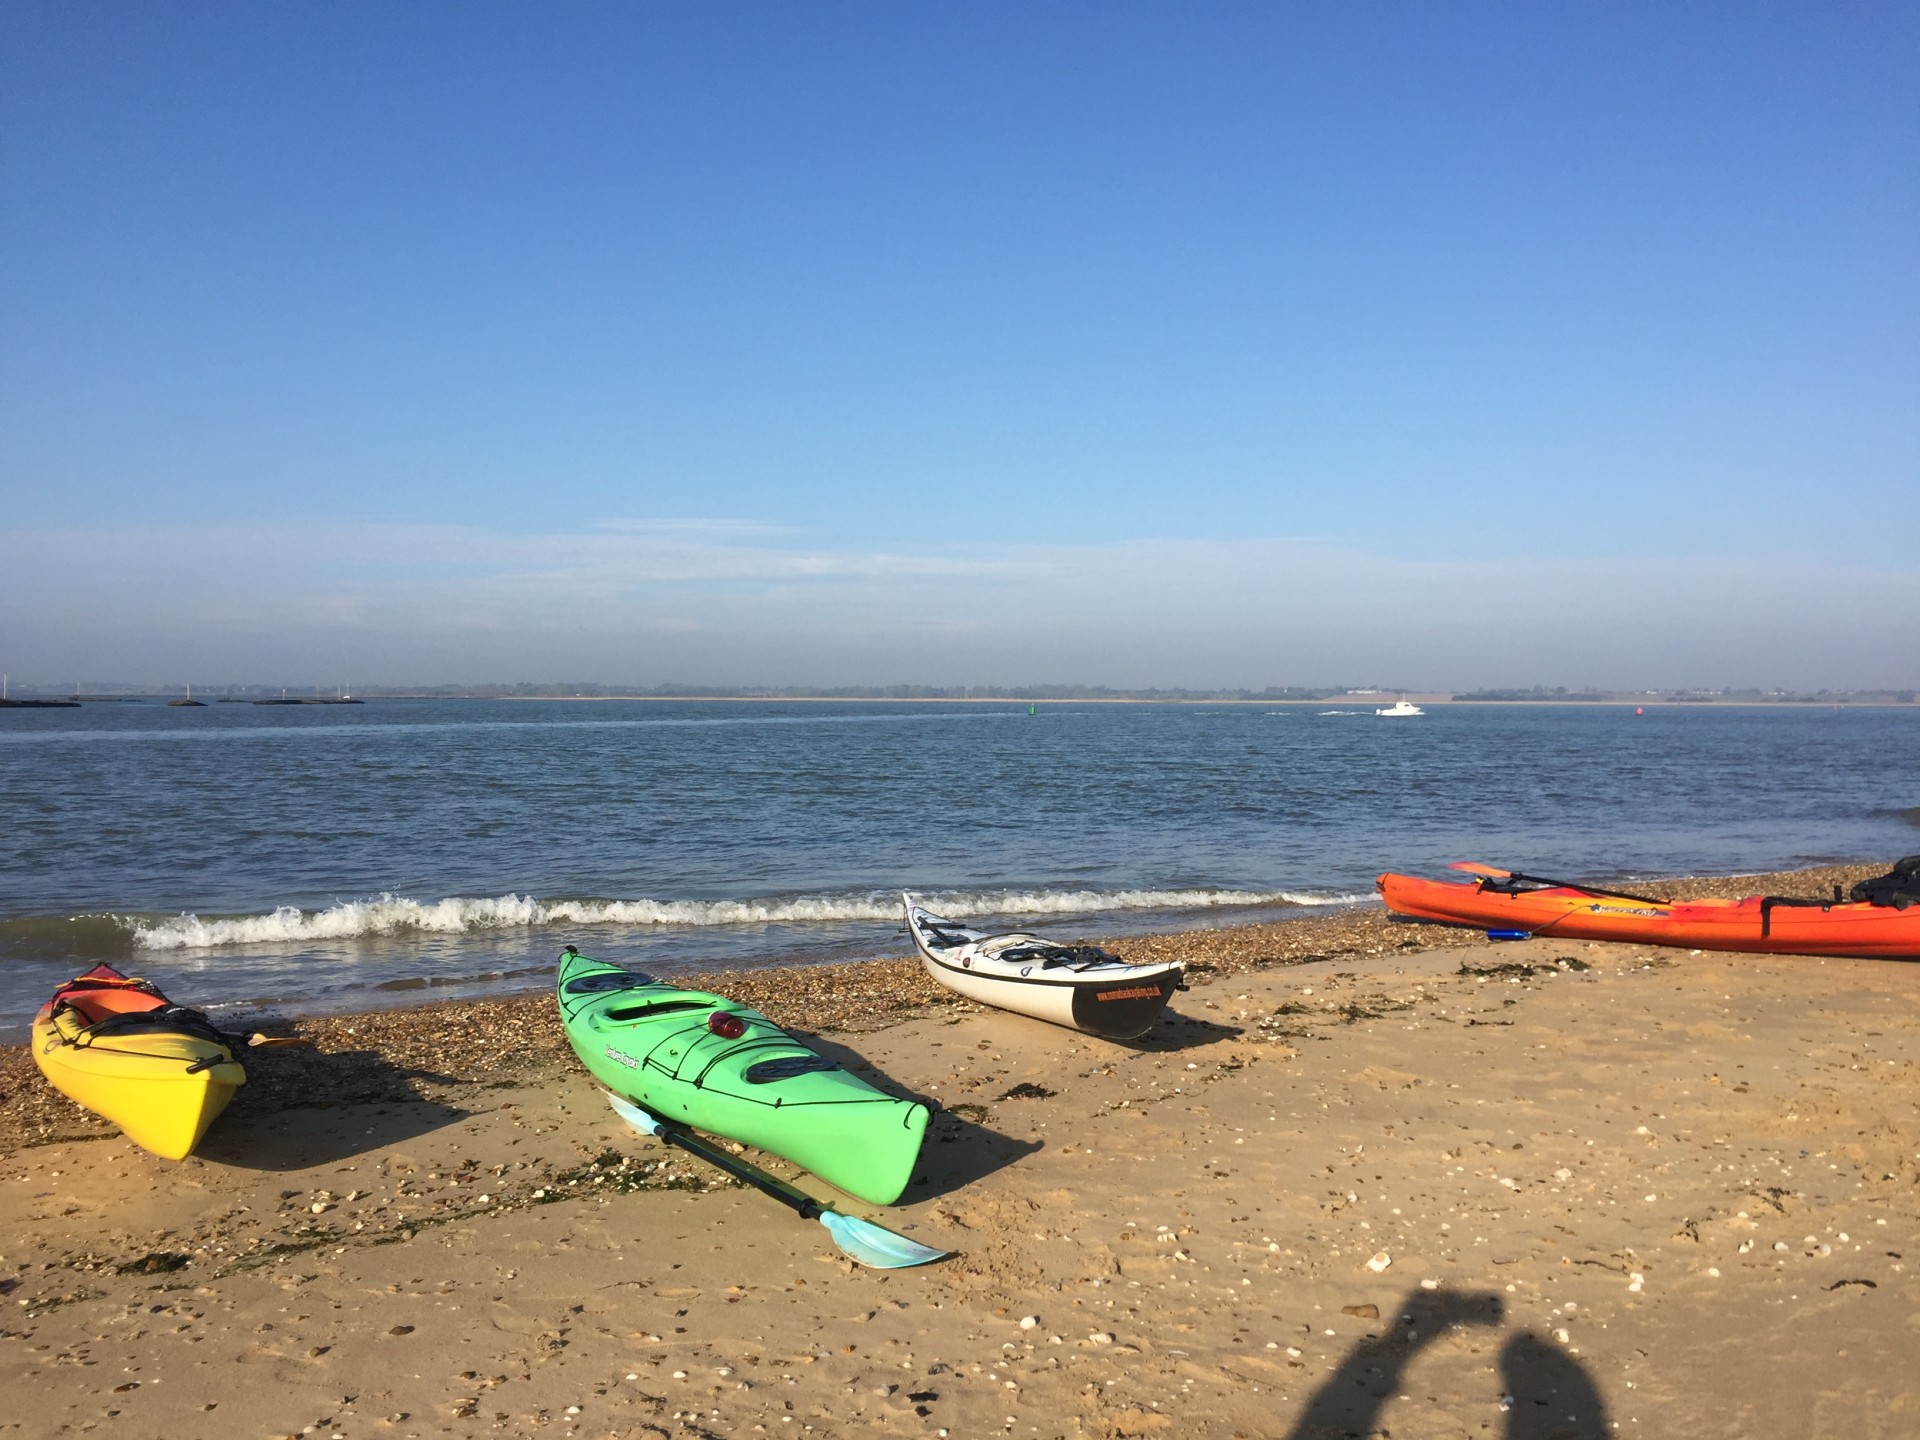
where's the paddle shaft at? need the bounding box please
[637,1110,826,1221]
[1492,870,1671,906]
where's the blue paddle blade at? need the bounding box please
[606,1091,661,1135]
[819,1212,950,1270]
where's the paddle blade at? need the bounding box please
[1448,862,1512,878]
[246,1033,313,1049]
[818,1211,950,1269]
[607,1090,663,1136]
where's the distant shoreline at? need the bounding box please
[5,691,1913,707]
[482,694,1916,707]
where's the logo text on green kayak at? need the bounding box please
[605,1047,640,1069]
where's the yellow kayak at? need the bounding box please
[31,964,246,1159]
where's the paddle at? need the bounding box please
[604,1092,950,1270]
[1447,862,1671,905]
[244,1033,313,1049]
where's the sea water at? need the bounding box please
[3,699,1914,1033]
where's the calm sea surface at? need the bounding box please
[3,699,1915,1034]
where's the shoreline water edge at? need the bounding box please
[4,861,1916,1436]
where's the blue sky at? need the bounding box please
[3,3,1916,688]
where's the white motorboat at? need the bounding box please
[1375,700,1424,716]
[903,896,1184,1040]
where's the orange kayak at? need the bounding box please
[1377,868,1920,960]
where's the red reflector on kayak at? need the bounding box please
[707,1011,747,1039]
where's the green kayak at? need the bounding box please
[555,946,930,1206]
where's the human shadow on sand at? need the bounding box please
[195,1041,470,1170]
[1282,1286,1611,1440]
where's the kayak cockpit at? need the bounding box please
[560,968,657,995]
[603,998,718,1023]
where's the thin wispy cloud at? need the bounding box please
[3,520,1914,690]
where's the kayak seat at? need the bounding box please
[53,980,169,1023]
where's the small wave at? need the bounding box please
[119,885,1362,951]
[1318,709,1366,716]
[371,963,554,993]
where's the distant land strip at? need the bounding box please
[6,683,1916,705]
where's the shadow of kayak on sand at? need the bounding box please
[907,1105,1043,1202]
[782,1031,1043,1203]
[1128,1012,1243,1052]
[194,1041,471,1170]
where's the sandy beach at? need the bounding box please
[3,865,1916,1439]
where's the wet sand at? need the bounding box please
[3,865,1915,1438]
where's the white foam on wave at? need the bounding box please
[125,885,1367,951]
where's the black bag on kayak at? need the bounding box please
[1849,855,1920,909]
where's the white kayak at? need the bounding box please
[902,895,1184,1040]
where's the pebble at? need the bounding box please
[1019,1315,1038,1330]
[1365,1252,1392,1273]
